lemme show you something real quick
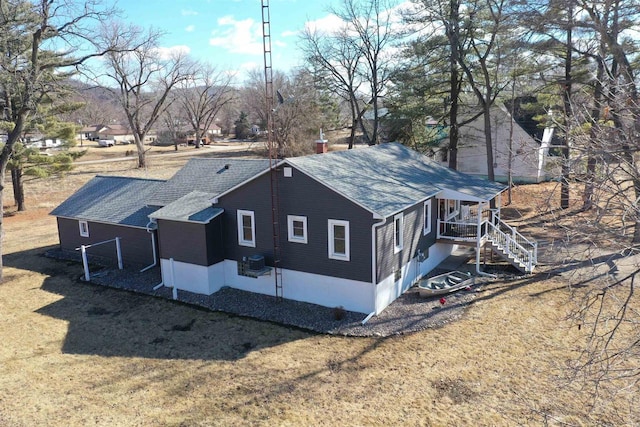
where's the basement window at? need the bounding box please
[79,220,89,238]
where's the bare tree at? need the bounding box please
[300,24,367,148]
[241,68,326,156]
[178,62,236,149]
[0,0,118,281]
[97,22,191,168]
[330,0,400,145]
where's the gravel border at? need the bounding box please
[45,249,488,337]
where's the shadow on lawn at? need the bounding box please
[4,247,310,362]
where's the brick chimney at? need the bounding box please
[315,128,328,154]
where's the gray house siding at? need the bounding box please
[376,198,437,282]
[56,217,155,266]
[217,166,376,282]
[156,218,223,266]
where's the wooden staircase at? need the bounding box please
[485,219,537,273]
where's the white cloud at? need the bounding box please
[154,45,191,60]
[181,9,198,16]
[185,25,195,33]
[304,13,345,35]
[209,16,263,55]
[281,30,297,38]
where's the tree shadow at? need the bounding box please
[4,246,310,362]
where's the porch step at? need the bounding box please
[487,240,535,273]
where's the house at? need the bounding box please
[50,176,165,266]
[51,143,537,315]
[433,105,560,184]
[79,124,156,145]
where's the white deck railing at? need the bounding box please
[437,213,537,272]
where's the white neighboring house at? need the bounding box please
[437,105,560,184]
[80,124,156,145]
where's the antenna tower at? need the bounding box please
[261,0,283,300]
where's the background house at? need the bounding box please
[431,105,561,184]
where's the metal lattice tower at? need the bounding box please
[261,0,283,300]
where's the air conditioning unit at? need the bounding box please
[248,254,265,271]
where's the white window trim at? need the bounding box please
[393,213,404,254]
[237,210,256,247]
[79,220,89,238]
[287,215,308,244]
[328,219,350,261]
[423,200,432,235]
[283,167,292,177]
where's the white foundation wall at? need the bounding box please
[222,260,374,314]
[375,242,456,314]
[159,258,225,295]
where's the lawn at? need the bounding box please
[1,144,637,426]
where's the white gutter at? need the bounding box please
[370,215,387,316]
[140,220,158,272]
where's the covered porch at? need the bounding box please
[435,191,537,273]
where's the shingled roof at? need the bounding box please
[147,158,271,207]
[286,142,506,218]
[149,191,223,223]
[50,176,165,228]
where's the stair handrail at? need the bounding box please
[486,221,536,271]
[491,214,537,264]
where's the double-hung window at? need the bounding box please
[423,200,432,235]
[328,219,350,261]
[393,213,404,253]
[287,215,308,244]
[79,220,89,238]
[237,210,256,247]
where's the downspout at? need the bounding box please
[363,215,387,324]
[140,219,158,272]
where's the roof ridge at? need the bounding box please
[94,175,166,183]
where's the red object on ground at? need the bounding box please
[439,297,446,305]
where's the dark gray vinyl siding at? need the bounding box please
[156,217,223,266]
[56,218,155,266]
[376,198,436,282]
[218,166,375,282]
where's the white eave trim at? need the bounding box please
[52,215,150,230]
[437,188,505,203]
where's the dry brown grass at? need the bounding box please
[1,147,638,426]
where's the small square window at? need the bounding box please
[79,220,89,238]
[283,167,292,177]
[237,210,255,247]
[287,215,308,244]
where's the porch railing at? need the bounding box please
[437,210,537,273]
[486,221,538,272]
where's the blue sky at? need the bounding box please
[116,0,342,77]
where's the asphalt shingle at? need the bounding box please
[146,158,271,207]
[286,142,506,218]
[149,191,224,223]
[50,176,165,228]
